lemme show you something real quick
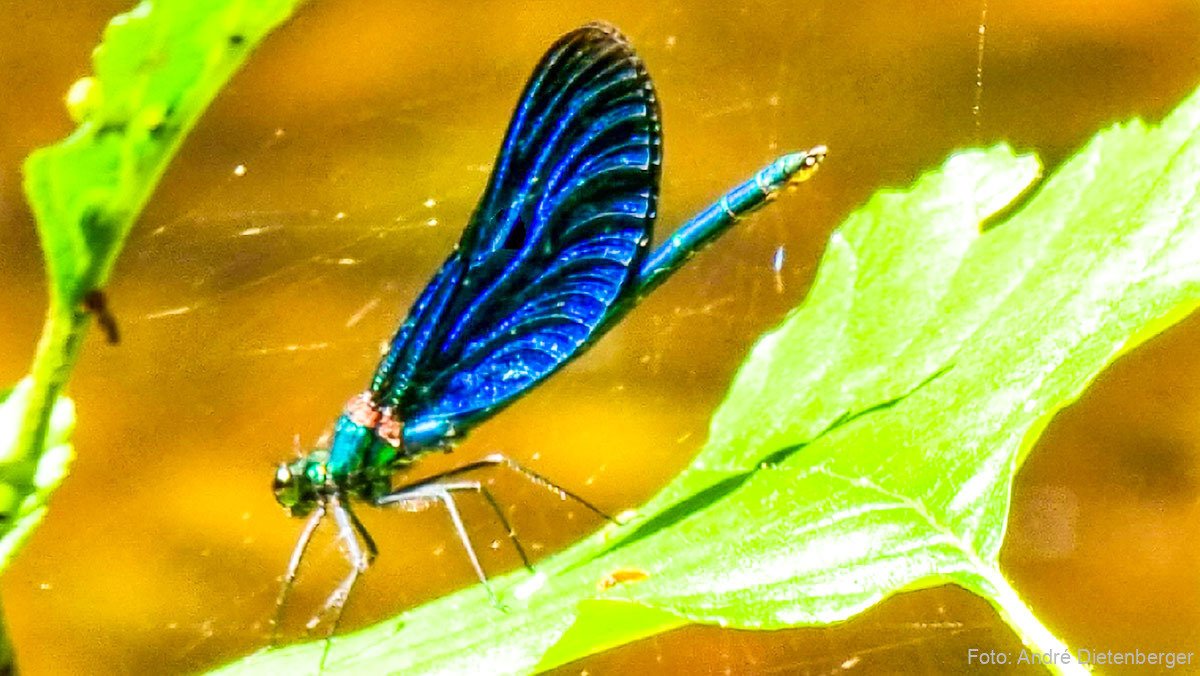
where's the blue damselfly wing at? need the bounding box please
[367,23,661,451]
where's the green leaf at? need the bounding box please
[0,380,75,570]
[23,0,304,303]
[215,84,1200,676]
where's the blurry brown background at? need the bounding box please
[1,1,1199,674]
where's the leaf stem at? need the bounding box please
[983,570,1089,676]
[1,300,87,673]
[15,300,87,466]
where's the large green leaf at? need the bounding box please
[217,84,1200,675]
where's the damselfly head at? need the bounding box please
[273,453,328,517]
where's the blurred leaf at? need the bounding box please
[11,0,304,587]
[23,0,304,303]
[217,83,1200,676]
[0,380,75,570]
[4,0,305,665]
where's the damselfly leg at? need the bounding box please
[375,482,506,604]
[274,453,606,646]
[371,453,614,603]
[270,497,375,648]
[307,496,375,628]
[399,453,614,522]
[270,503,325,643]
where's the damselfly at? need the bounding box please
[271,21,825,636]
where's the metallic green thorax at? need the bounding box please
[273,409,420,517]
[327,412,390,478]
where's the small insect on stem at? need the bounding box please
[82,289,120,345]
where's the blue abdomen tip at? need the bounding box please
[773,145,827,188]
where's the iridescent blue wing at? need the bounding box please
[369,23,661,441]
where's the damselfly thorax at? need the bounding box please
[272,392,430,512]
